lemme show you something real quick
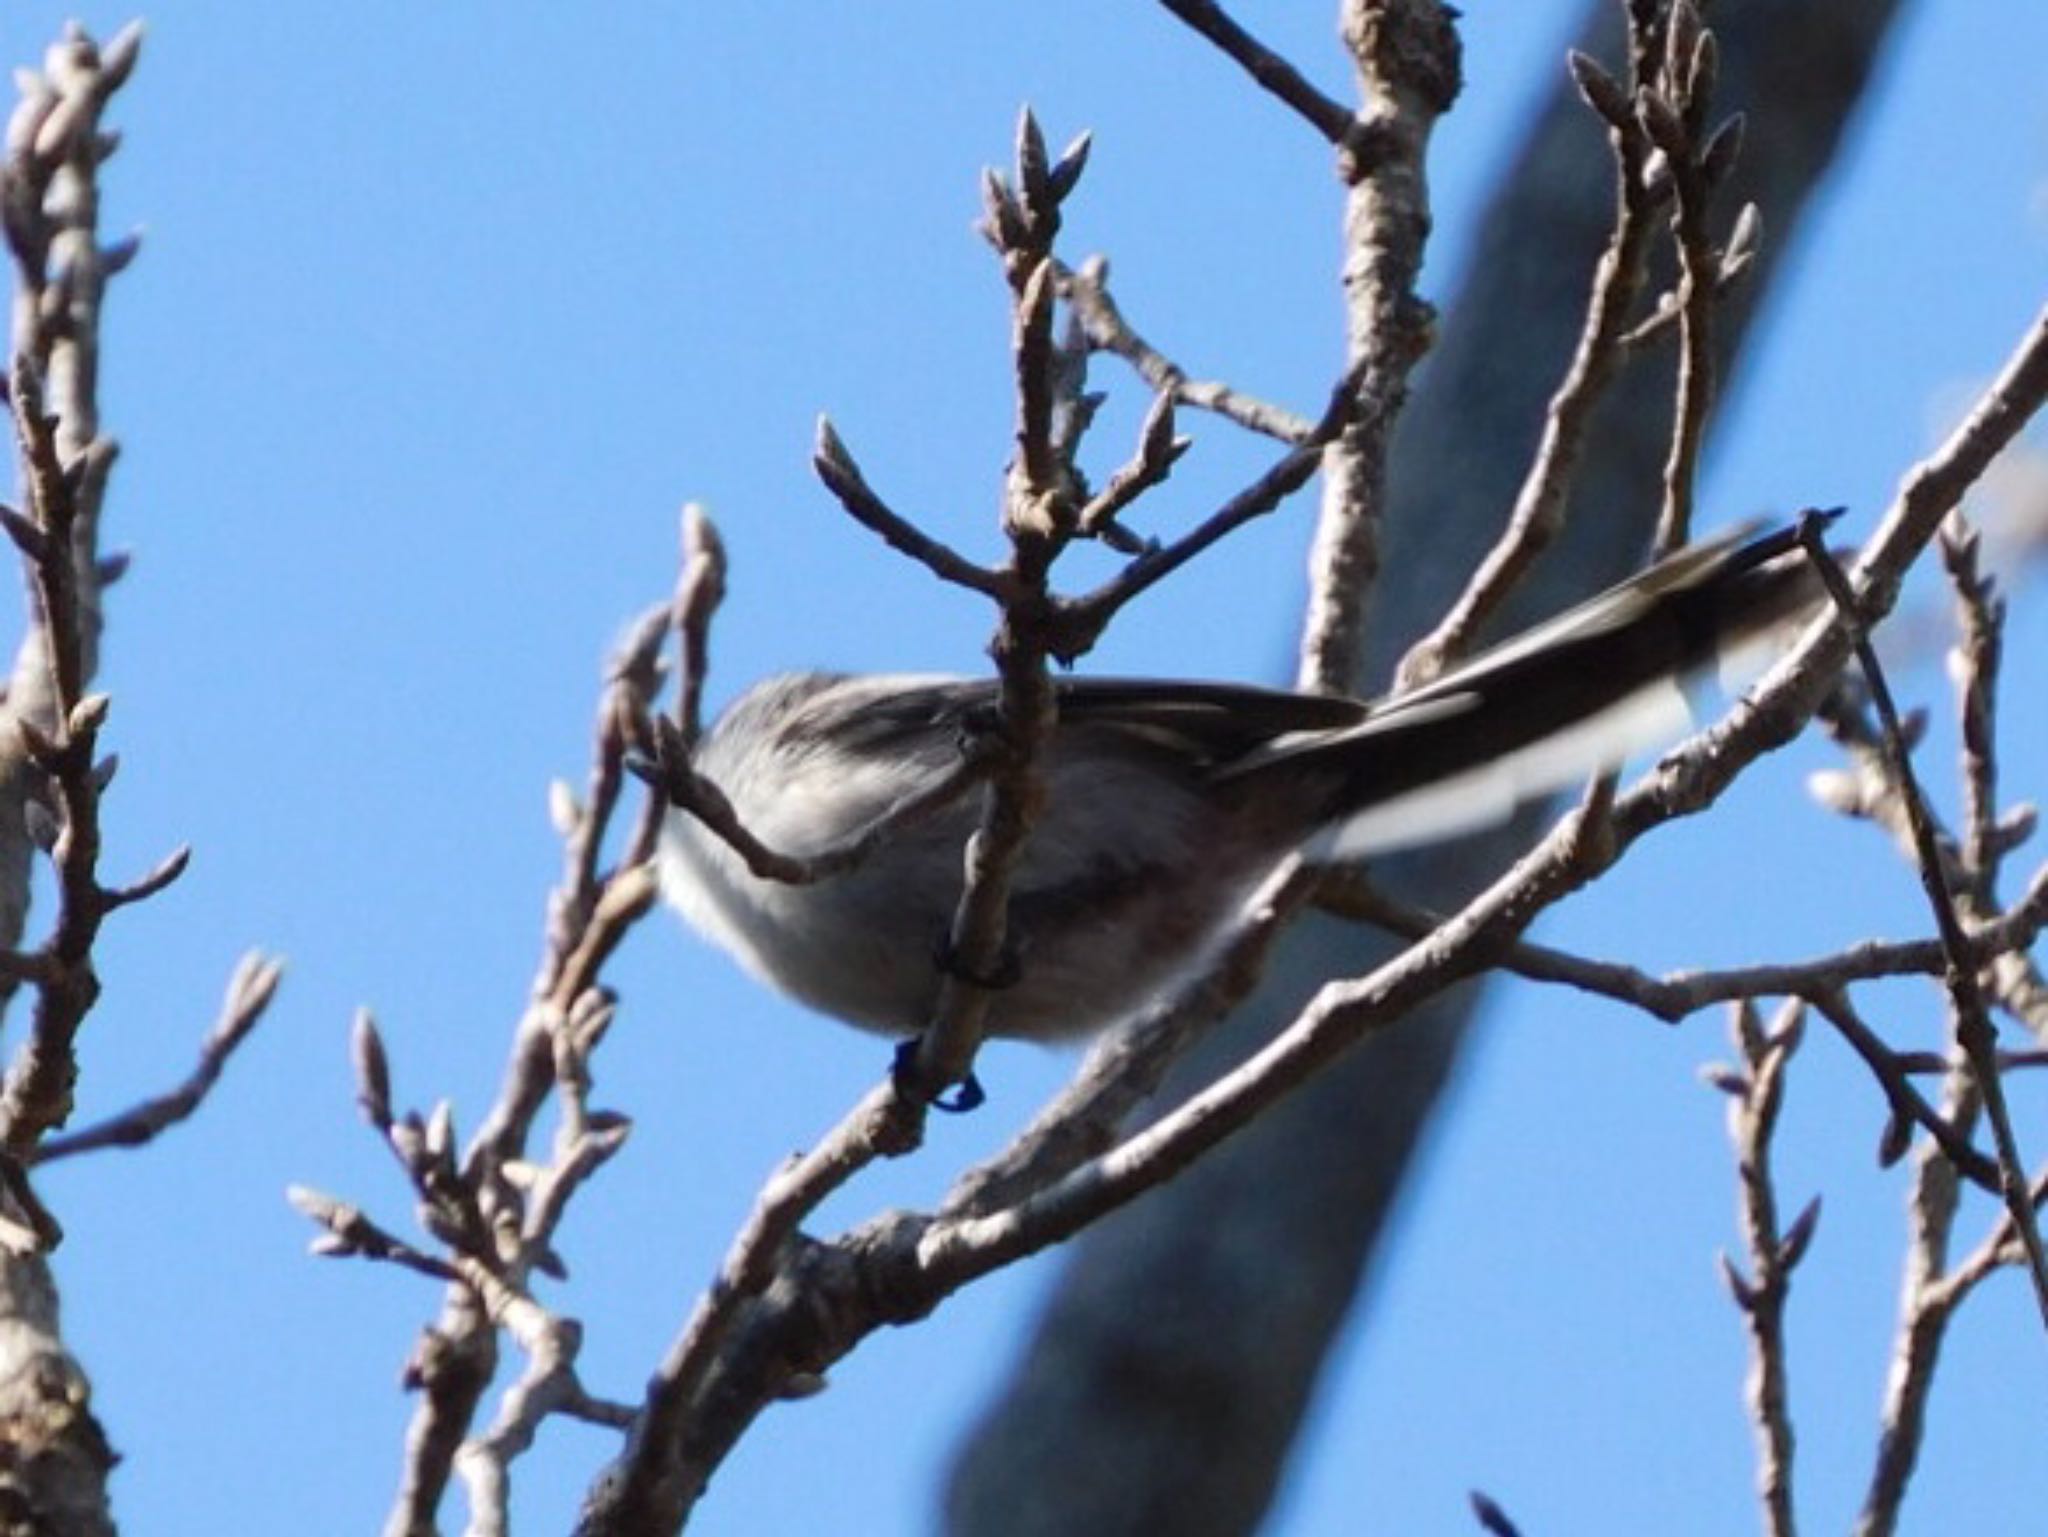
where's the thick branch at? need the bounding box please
[1297,0,1461,696]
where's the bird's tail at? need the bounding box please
[1242,518,1833,859]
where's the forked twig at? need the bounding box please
[1799,516,2048,1323]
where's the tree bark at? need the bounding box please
[944,2,1908,1532]
[0,1256,114,1537]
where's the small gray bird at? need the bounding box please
[659,521,1824,1042]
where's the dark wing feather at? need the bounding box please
[812,675,1369,769]
[1050,678,1369,761]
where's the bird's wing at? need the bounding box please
[814,673,1369,766]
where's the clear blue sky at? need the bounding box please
[0,4,2043,1534]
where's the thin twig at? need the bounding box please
[598,1079,921,1530]
[1051,362,1366,661]
[1801,519,2048,1321]
[1940,1167,2048,1303]
[618,502,728,872]
[468,574,697,1180]
[456,1296,634,1537]
[670,504,725,755]
[639,716,992,886]
[1805,988,1998,1190]
[1056,257,1314,443]
[32,952,281,1164]
[812,416,1015,600]
[290,1185,464,1284]
[1940,517,2006,902]
[0,25,140,1022]
[1619,201,1758,352]
[1855,1066,1982,1537]
[1326,858,2048,1028]
[1820,678,2048,1037]
[1394,40,1659,690]
[1155,0,1378,161]
[364,512,724,1534]
[1853,509,2028,1537]
[1076,390,1189,540]
[1641,0,1732,557]
[1713,998,1811,1537]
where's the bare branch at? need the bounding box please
[1940,516,2006,900]
[1154,0,1375,160]
[1643,6,1734,558]
[670,503,726,756]
[1394,38,1659,690]
[1801,519,2048,1320]
[32,952,281,1165]
[598,1081,924,1530]
[1338,861,2042,1190]
[1326,858,2048,1026]
[1056,257,1314,442]
[1051,362,1365,660]
[903,107,1085,1106]
[1297,0,1461,696]
[1075,390,1189,540]
[1800,989,1998,1190]
[1714,997,1811,1537]
[290,1185,463,1284]
[94,840,189,910]
[1620,200,1759,351]
[0,24,159,1162]
[812,415,1015,600]
[639,715,991,887]
[945,859,1322,1218]
[1858,1143,2046,1535]
[456,1300,632,1537]
[361,510,735,1532]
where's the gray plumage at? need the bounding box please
[659,523,1823,1040]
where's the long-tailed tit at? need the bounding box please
[657,521,1825,1042]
